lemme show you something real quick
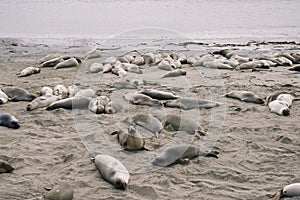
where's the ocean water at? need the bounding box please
[0,0,299,42]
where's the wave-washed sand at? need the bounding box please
[0,38,299,200]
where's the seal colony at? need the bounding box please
[0,40,299,199]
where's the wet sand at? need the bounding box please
[0,38,299,200]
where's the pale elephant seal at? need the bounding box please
[54,57,79,70]
[225,90,264,104]
[112,65,127,77]
[164,114,206,137]
[158,59,173,71]
[18,67,41,77]
[89,62,103,73]
[152,145,219,167]
[88,96,110,114]
[268,100,290,116]
[0,159,14,173]
[132,56,145,65]
[40,86,53,96]
[276,94,294,107]
[44,183,73,200]
[2,87,36,101]
[128,114,163,137]
[139,89,177,100]
[289,64,300,72]
[26,95,61,111]
[46,97,90,110]
[123,92,162,107]
[0,89,9,104]
[0,113,20,129]
[38,54,62,64]
[266,91,291,105]
[143,53,155,64]
[268,183,300,200]
[202,61,233,69]
[102,63,113,73]
[84,49,101,60]
[93,154,130,190]
[67,85,79,97]
[164,97,220,110]
[121,63,143,74]
[162,69,187,78]
[105,101,122,114]
[40,57,64,68]
[53,84,68,99]
[111,126,150,151]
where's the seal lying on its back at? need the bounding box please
[2,87,36,101]
[93,155,130,190]
[225,90,264,104]
[152,145,219,167]
[164,97,220,110]
[0,113,20,129]
[268,183,300,200]
[139,89,177,100]
[0,159,14,173]
[44,183,73,200]
[46,97,90,110]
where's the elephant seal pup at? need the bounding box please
[84,49,101,60]
[88,96,110,114]
[276,94,294,107]
[225,90,264,104]
[111,126,151,150]
[46,97,90,110]
[162,69,187,78]
[74,89,96,99]
[164,114,206,137]
[152,145,219,167]
[54,57,79,70]
[265,91,290,105]
[40,86,53,96]
[44,183,73,200]
[18,67,41,77]
[0,113,20,129]
[268,100,290,116]
[93,154,130,190]
[2,87,36,101]
[0,89,9,104]
[139,89,177,100]
[0,159,14,173]
[26,95,61,111]
[128,114,163,137]
[289,64,300,72]
[89,62,103,73]
[40,57,64,68]
[53,84,68,99]
[123,92,162,107]
[105,101,122,114]
[67,85,79,97]
[112,65,127,77]
[268,183,300,200]
[164,97,220,110]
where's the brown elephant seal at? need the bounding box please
[0,89,9,104]
[111,126,151,151]
[53,85,68,99]
[2,87,36,101]
[93,154,130,190]
[26,95,61,111]
[0,159,14,173]
[0,113,20,129]
[162,69,187,78]
[163,114,206,137]
[139,89,177,100]
[54,57,79,70]
[164,97,220,110]
[152,145,219,167]
[225,90,264,104]
[88,96,110,114]
[289,64,300,72]
[46,97,90,110]
[267,183,300,200]
[18,67,41,77]
[123,92,162,107]
[44,183,73,200]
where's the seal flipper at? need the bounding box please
[174,158,190,165]
[205,151,219,158]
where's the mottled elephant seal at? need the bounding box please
[152,145,219,167]
[139,89,177,100]
[123,92,162,107]
[18,67,41,77]
[268,183,300,200]
[225,90,264,104]
[0,89,9,104]
[2,87,36,101]
[46,97,90,110]
[93,155,130,190]
[164,97,220,110]
[0,113,20,129]
[26,95,61,111]
[0,159,14,173]
[44,183,73,200]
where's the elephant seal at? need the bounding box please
[162,69,187,78]
[266,91,291,105]
[40,87,53,96]
[163,114,206,137]
[0,159,14,173]
[164,97,220,110]
[121,63,143,74]
[132,56,145,65]
[2,87,36,101]
[74,89,96,99]
[111,126,151,151]
[268,183,300,200]
[93,154,130,190]
[143,52,155,65]
[139,89,177,100]
[152,145,219,167]
[0,113,20,129]
[127,114,163,137]
[84,49,101,60]
[105,101,122,114]
[54,58,79,70]
[18,67,41,77]
[0,89,9,104]
[38,54,62,64]
[225,90,264,104]
[88,96,110,114]
[203,61,233,69]
[26,95,61,111]
[268,100,290,116]
[67,85,79,97]
[289,64,300,72]
[53,85,68,99]
[40,57,64,68]
[46,97,90,110]
[112,65,127,77]
[123,92,162,107]
[89,62,103,73]
[44,183,73,200]
[276,94,294,107]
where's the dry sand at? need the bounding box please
[0,38,299,200]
